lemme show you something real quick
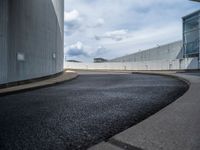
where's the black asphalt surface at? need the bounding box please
[0,73,188,150]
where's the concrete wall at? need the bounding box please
[65,40,199,71]
[0,0,64,84]
[110,41,183,62]
[65,40,200,71]
[65,57,199,71]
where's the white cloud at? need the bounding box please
[86,18,105,28]
[66,42,88,57]
[93,46,108,56]
[64,10,82,35]
[95,18,105,27]
[65,10,80,22]
[95,29,129,41]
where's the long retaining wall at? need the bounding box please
[65,57,199,71]
[110,41,183,62]
[65,40,200,71]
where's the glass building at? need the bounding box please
[183,10,200,58]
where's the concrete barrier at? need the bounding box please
[65,57,199,71]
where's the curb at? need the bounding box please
[132,71,191,87]
[89,71,192,150]
[0,71,79,97]
[0,71,63,89]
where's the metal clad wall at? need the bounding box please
[110,41,183,62]
[52,0,64,74]
[0,0,8,84]
[199,12,200,66]
[0,0,64,84]
[52,0,64,36]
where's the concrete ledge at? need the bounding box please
[0,71,63,89]
[67,68,200,72]
[131,71,191,86]
[0,70,78,96]
[89,72,200,150]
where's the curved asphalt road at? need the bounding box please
[0,73,188,150]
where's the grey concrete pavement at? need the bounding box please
[89,72,200,150]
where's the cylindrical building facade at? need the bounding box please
[0,0,64,84]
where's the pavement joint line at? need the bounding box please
[108,138,144,150]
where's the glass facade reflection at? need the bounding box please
[183,11,200,57]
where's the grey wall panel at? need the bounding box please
[0,0,64,84]
[0,0,8,84]
[110,41,183,62]
[52,0,64,37]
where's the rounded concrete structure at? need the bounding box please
[0,0,64,84]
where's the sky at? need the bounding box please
[64,0,199,62]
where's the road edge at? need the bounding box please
[0,71,79,96]
[89,71,196,150]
